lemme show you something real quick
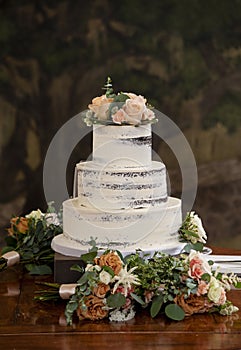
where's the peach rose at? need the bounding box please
[93,283,110,298]
[77,295,108,320]
[94,251,123,275]
[88,95,113,120]
[8,217,29,235]
[174,294,214,316]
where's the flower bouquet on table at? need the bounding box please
[35,243,241,324]
[0,203,62,275]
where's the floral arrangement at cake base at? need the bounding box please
[0,204,62,275]
[35,242,241,324]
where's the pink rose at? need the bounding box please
[112,108,127,124]
[188,257,205,279]
[197,280,209,296]
[188,251,212,280]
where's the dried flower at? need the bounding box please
[77,295,108,320]
[95,251,123,275]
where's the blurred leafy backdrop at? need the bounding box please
[0,0,241,248]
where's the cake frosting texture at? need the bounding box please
[61,124,182,251]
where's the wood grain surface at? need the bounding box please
[0,246,241,350]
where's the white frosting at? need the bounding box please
[58,123,183,254]
[75,160,167,210]
[63,197,182,246]
[93,124,152,167]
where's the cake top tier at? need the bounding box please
[82,77,158,127]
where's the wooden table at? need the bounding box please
[1,246,241,350]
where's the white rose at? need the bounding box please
[208,277,225,304]
[124,95,146,124]
[189,211,207,243]
[26,209,43,221]
[99,270,112,285]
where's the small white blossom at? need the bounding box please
[109,306,136,322]
[45,213,60,226]
[220,304,239,316]
[113,265,140,296]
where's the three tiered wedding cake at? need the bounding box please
[52,79,184,256]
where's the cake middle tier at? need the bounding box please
[74,160,168,210]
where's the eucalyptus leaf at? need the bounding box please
[150,294,164,318]
[165,304,185,321]
[113,93,129,102]
[130,292,145,306]
[77,271,95,285]
[106,292,126,308]
[80,250,97,263]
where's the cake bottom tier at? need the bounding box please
[58,196,182,250]
[51,232,185,257]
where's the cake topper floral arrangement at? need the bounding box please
[83,77,158,126]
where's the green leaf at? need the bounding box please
[65,300,79,325]
[201,273,211,283]
[102,265,115,277]
[130,292,145,306]
[182,242,204,253]
[27,264,52,275]
[192,242,204,252]
[77,271,94,285]
[165,304,185,321]
[234,281,241,289]
[70,264,84,273]
[150,294,164,318]
[106,293,126,308]
[80,251,97,263]
[113,93,129,102]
